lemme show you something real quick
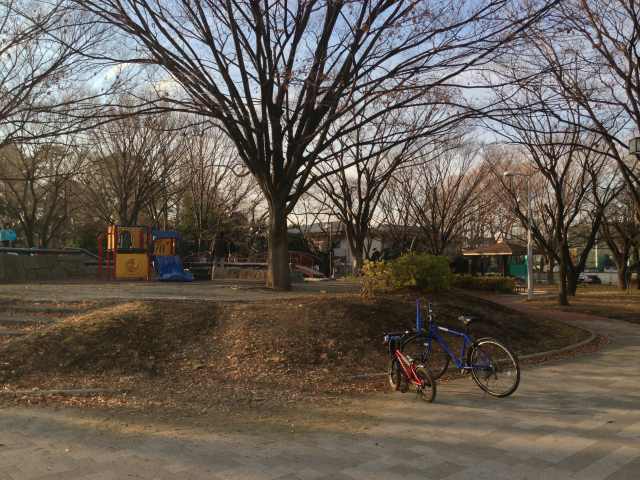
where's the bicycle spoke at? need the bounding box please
[469,339,520,397]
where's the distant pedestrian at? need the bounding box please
[210,231,228,280]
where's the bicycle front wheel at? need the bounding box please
[415,366,436,403]
[401,335,450,380]
[469,339,520,397]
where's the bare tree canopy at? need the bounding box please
[72,0,560,289]
[0,0,121,151]
[401,141,487,256]
[314,101,456,271]
[488,0,640,217]
[80,105,187,225]
[181,125,252,251]
[0,139,84,247]
[486,106,617,305]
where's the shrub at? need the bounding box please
[390,253,452,291]
[361,260,393,297]
[451,274,516,293]
[361,253,452,297]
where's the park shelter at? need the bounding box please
[462,239,528,279]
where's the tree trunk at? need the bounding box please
[558,249,569,306]
[346,228,366,275]
[266,203,290,290]
[617,265,629,290]
[567,269,578,296]
[350,243,365,274]
[634,246,640,290]
[23,226,35,248]
[546,255,555,284]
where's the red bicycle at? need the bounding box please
[384,331,436,402]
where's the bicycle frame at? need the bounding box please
[425,323,474,370]
[394,349,424,386]
[417,299,481,372]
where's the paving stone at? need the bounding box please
[0,296,639,480]
[575,446,640,480]
[604,455,640,479]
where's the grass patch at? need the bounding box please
[530,285,640,323]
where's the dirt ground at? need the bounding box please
[0,290,592,428]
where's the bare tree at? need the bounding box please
[81,106,186,225]
[483,144,560,282]
[315,105,451,272]
[599,187,639,289]
[462,151,518,248]
[488,120,615,305]
[0,140,84,247]
[0,1,122,151]
[74,0,559,289]
[402,142,487,256]
[181,125,251,251]
[511,1,640,218]
[378,177,418,255]
[289,190,332,251]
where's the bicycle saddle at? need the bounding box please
[384,330,410,338]
[458,315,478,327]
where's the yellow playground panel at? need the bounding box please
[153,237,176,257]
[103,225,152,280]
[114,253,150,279]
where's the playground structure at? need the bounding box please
[98,225,152,280]
[97,225,323,282]
[152,230,193,282]
[97,226,193,282]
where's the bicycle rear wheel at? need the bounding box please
[469,338,520,397]
[401,335,450,380]
[388,357,401,391]
[415,366,436,403]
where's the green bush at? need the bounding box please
[361,260,393,297]
[361,253,452,297]
[390,253,452,291]
[451,274,516,293]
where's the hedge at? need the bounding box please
[451,274,516,293]
[361,253,452,297]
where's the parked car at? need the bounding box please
[578,273,602,285]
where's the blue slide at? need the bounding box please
[154,256,194,282]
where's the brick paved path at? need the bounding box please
[1,298,639,479]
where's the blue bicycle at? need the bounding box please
[397,300,520,398]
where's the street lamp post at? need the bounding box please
[630,136,640,290]
[504,171,534,300]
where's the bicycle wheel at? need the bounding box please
[469,338,520,397]
[388,357,401,391]
[414,366,436,403]
[401,335,450,380]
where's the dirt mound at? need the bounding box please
[0,293,591,416]
[0,302,215,380]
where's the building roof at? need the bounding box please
[462,240,527,257]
